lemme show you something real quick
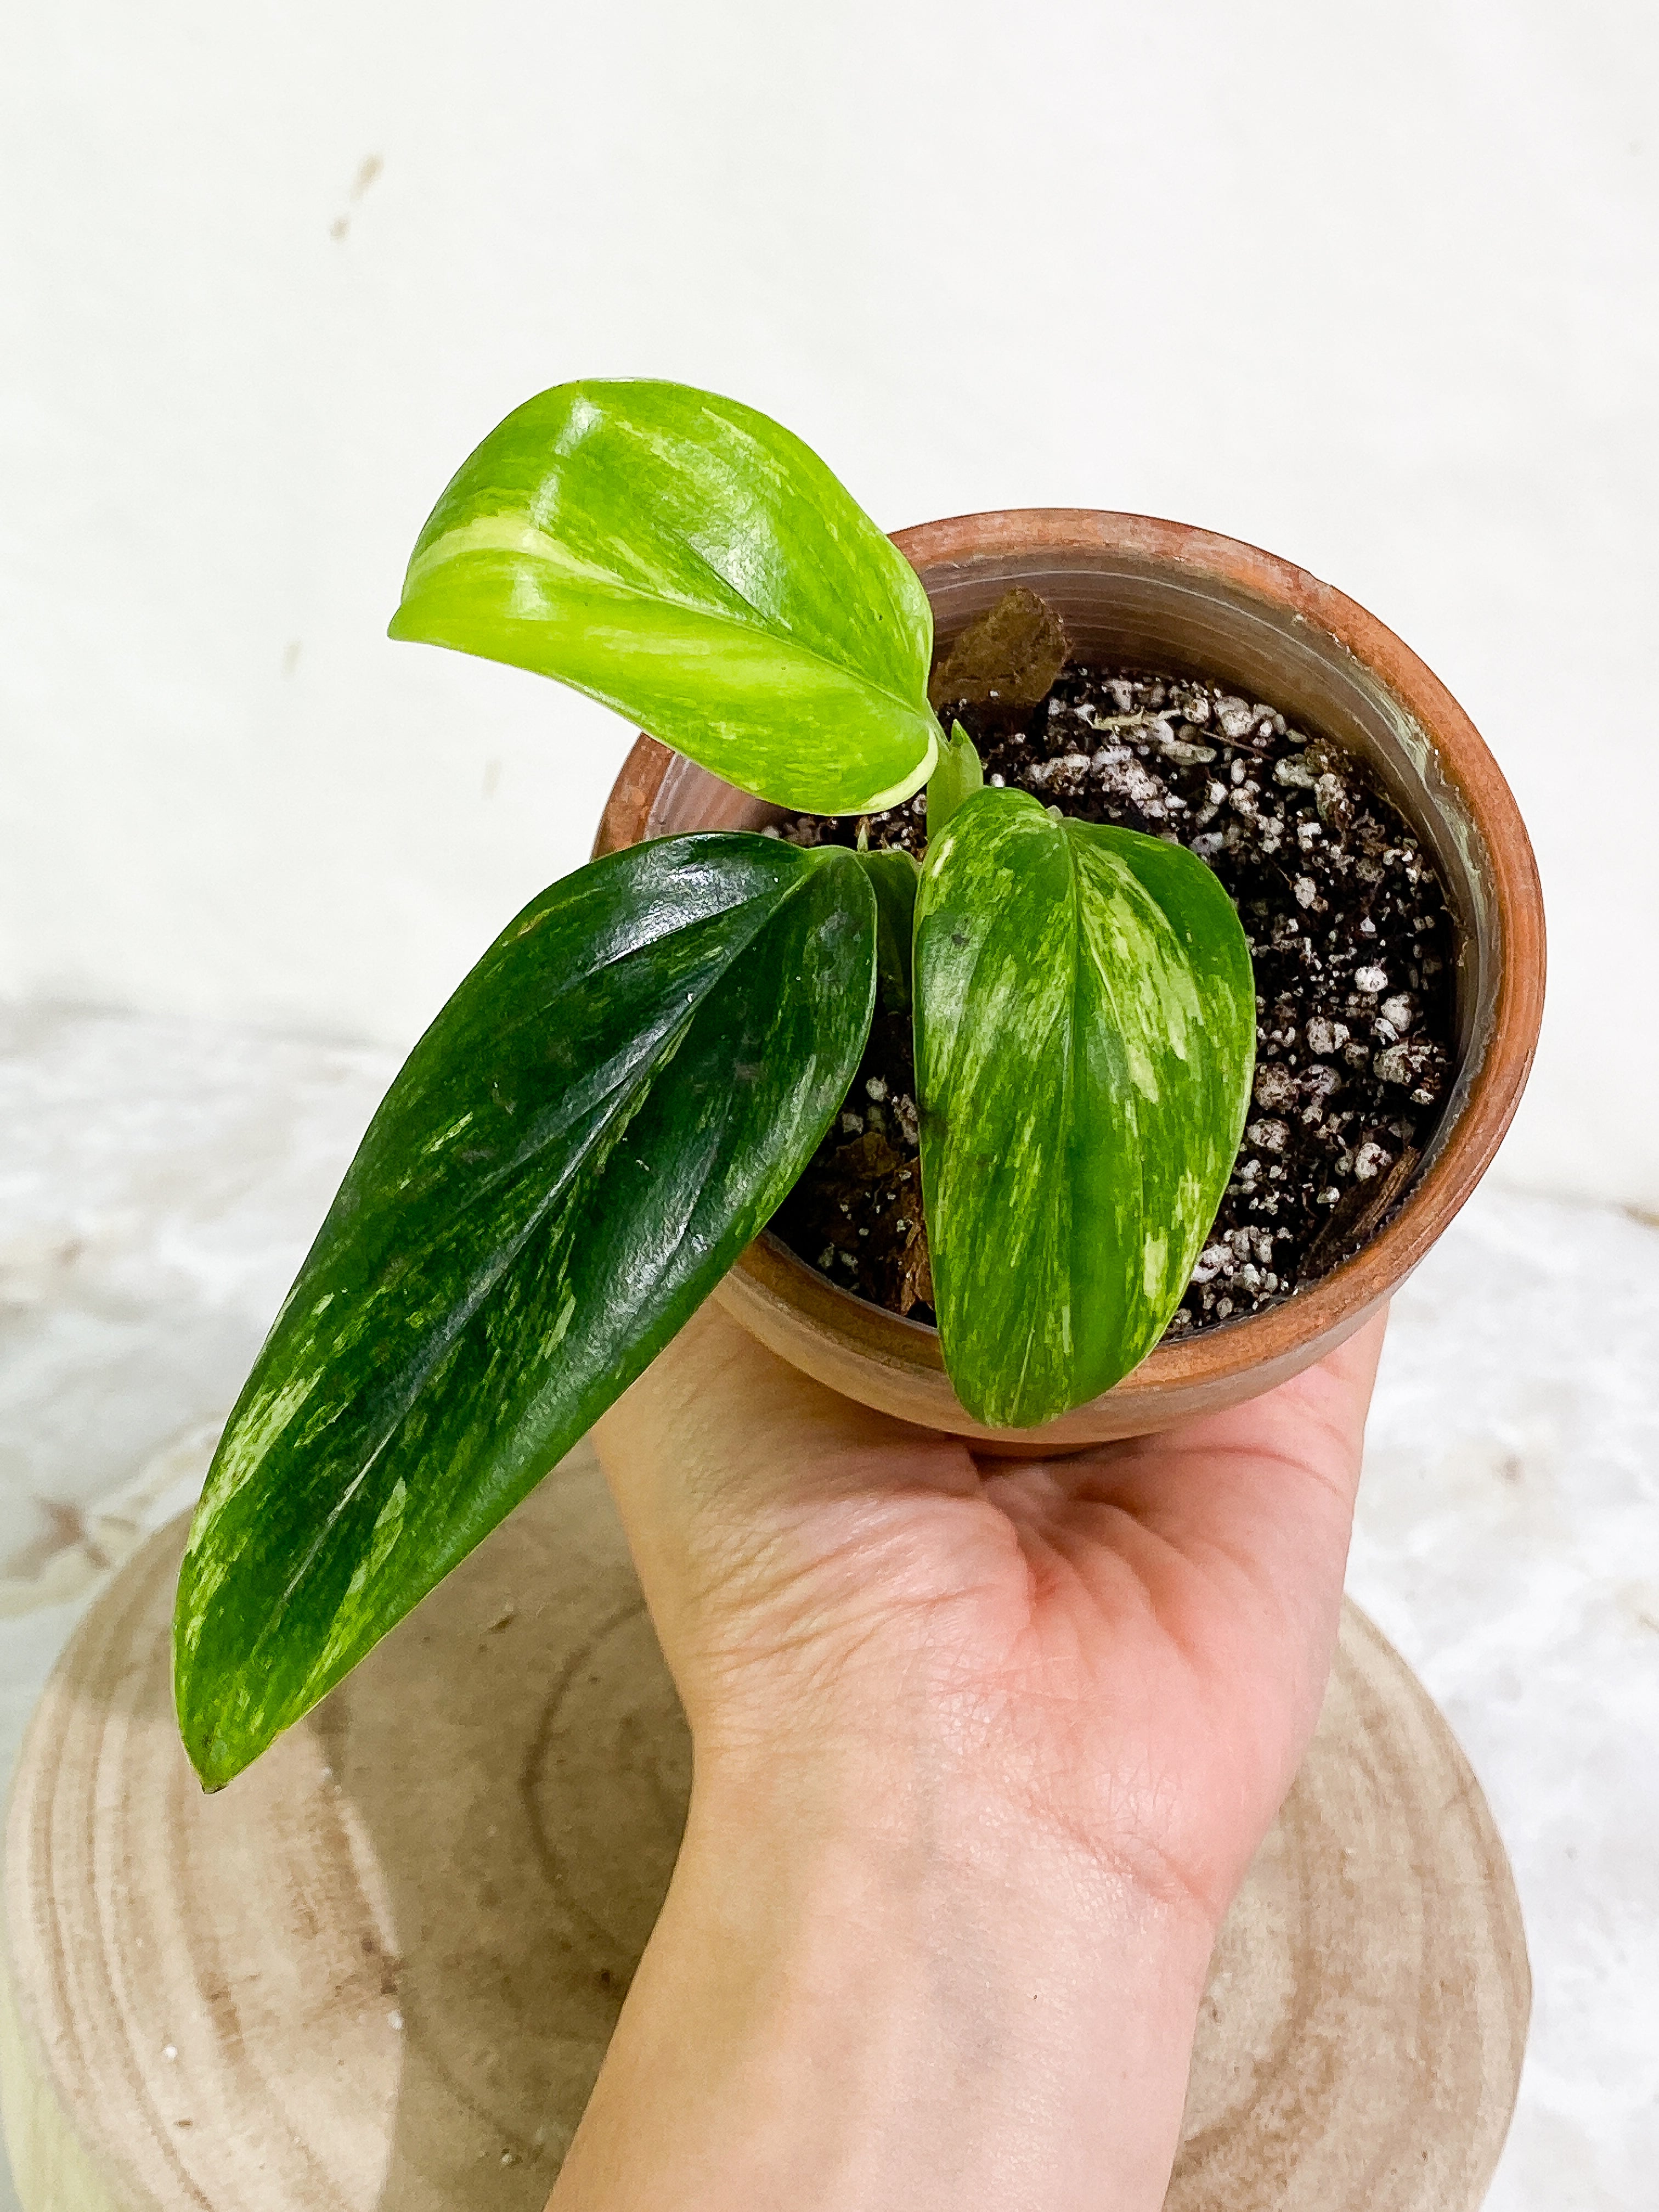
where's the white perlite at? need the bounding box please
[1252,1063,1296,1111]
[1305,1015,1350,1057]
[1376,1040,1436,1089]
[1215,694,1255,738]
[1190,1243,1229,1284]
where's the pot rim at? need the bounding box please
[594,507,1546,1438]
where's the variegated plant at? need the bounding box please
[174,381,1255,1789]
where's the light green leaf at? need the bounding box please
[389,380,939,816]
[926,719,984,843]
[915,789,1255,1427]
[857,845,919,1012]
[174,833,876,1788]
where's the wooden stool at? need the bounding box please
[1,1442,1528,2209]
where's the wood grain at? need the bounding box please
[2,1442,1528,2210]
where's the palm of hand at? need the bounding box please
[596,1300,1385,1933]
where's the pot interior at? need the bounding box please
[646,540,1502,1299]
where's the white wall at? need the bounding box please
[3,1,1655,1205]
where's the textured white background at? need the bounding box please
[3,6,1657,2208]
[2,0,1656,1201]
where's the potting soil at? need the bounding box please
[769,661,1457,1340]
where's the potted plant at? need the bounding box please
[173,382,1544,1790]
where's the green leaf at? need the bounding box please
[857,845,919,1013]
[926,719,984,844]
[174,833,877,1788]
[914,789,1255,1427]
[388,380,939,816]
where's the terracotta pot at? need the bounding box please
[594,510,1546,1450]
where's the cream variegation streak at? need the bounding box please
[173,832,878,1788]
[389,380,940,817]
[302,1476,409,1700]
[402,514,623,599]
[915,789,1255,1428]
[183,1370,308,1553]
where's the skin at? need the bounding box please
[546,1299,1389,2211]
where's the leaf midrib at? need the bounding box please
[1062,827,1150,1347]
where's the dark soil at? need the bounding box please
[769,661,1457,1340]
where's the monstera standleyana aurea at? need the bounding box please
[173,381,1255,1789]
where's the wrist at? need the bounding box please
[685,1649,1228,1944]
[552,1750,1215,2211]
[691,1728,1217,1951]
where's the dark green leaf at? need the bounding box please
[857,846,919,1012]
[915,789,1255,1427]
[926,720,984,844]
[388,380,939,816]
[174,833,876,1788]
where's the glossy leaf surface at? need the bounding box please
[175,834,877,1788]
[390,380,939,816]
[915,789,1255,1427]
[926,720,984,844]
[857,846,919,1012]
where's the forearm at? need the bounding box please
[547,1755,1216,2212]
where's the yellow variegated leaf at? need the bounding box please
[915,789,1255,1426]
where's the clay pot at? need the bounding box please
[594,510,1546,1449]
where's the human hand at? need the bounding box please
[549,1299,1388,2212]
